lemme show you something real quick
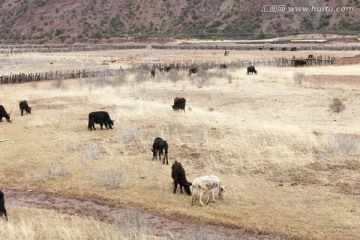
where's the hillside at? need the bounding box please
[0,0,359,44]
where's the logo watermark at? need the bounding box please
[262,5,355,13]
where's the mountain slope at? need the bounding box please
[0,0,358,44]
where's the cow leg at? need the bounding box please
[104,124,108,130]
[199,192,204,207]
[207,192,215,205]
[165,154,168,165]
[21,109,24,116]
[173,181,177,194]
[180,185,183,194]
[88,119,95,130]
[152,150,157,161]
[100,123,103,129]
[192,190,199,206]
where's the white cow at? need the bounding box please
[191,175,225,207]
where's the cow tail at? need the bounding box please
[165,142,169,164]
[88,118,92,130]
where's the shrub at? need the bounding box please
[32,164,71,182]
[168,69,182,85]
[169,122,185,139]
[193,71,211,88]
[324,133,358,156]
[114,209,148,238]
[119,127,140,142]
[99,169,123,189]
[113,74,127,87]
[293,72,307,84]
[51,77,64,89]
[134,69,148,83]
[80,142,99,162]
[329,98,345,113]
[226,74,233,84]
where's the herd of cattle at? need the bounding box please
[148,50,315,78]
[149,62,258,78]
[0,95,225,221]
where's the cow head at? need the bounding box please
[6,111,12,122]
[218,185,226,199]
[184,182,192,196]
[27,106,32,114]
[108,119,114,129]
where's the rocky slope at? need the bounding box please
[0,0,358,44]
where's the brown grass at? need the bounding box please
[0,206,160,240]
[1,49,360,239]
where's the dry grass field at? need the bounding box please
[1,49,360,239]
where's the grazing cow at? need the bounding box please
[247,66,257,74]
[150,69,155,77]
[224,51,229,56]
[164,66,172,72]
[19,100,31,116]
[269,47,274,51]
[188,66,199,76]
[281,47,286,51]
[172,97,186,111]
[191,175,225,207]
[171,161,192,195]
[151,137,168,165]
[0,190,7,221]
[290,47,297,51]
[0,105,11,122]
[308,54,315,59]
[294,59,307,67]
[88,111,114,130]
[258,47,263,50]
[219,64,227,69]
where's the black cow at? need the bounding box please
[219,64,227,69]
[308,54,315,59]
[0,190,7,221]
[0,105,11,122]
[290,47,297,51]
[269,47,274,51]
[88,111,114,130]
[281,47,287,51]
[188,66,199,76]
[294,60,307,67]
[19,100,31,116]
[224,51,229,56]
[247,66,257,74]
[172,97,186,111]
[171,161,192,196]
[150,69,155,78]
[151,137,168,165]
[164,66,172,72]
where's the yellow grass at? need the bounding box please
[1,50,360,239]
[0,206,160,240]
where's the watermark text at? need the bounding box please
[262,5,355,13]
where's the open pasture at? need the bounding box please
[1,49,360,239]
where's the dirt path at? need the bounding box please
[4,189,276,240]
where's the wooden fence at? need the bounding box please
[0,43,359,55]
[0,56,336,84]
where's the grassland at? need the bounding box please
[1,49,360,239]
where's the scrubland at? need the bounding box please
[1,50,360,239]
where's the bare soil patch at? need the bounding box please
[310,75,360,85]
[4,189,280,240]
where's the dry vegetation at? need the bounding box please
[1,49,360,239]
[0,206,160,240]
